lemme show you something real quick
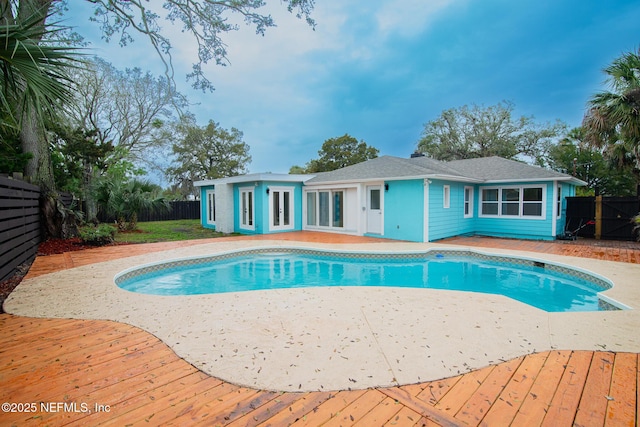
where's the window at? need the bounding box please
[306,192,317,226]
[464,186,473,218]
[306,190,346,228]
[481,189,499,215]
[318,191,330,226]
[443,185,450,209]
[333,191,344,228]
[523,187,543,216]
[480,185,545,218]
[206,190,216,224]
[556,185,562,219]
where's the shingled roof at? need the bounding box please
[306,155,584,185]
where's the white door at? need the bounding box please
[239,187,254,231]
[269,187,294,231]
[366,185,382,234]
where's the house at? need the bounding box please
[194,155,586,242]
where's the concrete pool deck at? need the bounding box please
[4,238,640,392]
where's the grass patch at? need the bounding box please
[114,219,230,244]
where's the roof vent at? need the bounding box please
[410,151,425,158]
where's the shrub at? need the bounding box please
[79,224,116,246]
[633,214,640,242]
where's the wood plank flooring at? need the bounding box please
[2,233,639,426]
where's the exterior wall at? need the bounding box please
[382,179,425,242]
[199,183,234,233]
[473,181,555,240]
[302,184,359,234]
[556,182,575,236]
[262,181,304,234]
[230,181,304,235]
[428,180,477,241]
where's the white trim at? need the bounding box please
[464,186,474,218]
[423,179,429,242]
[443,185,450,209]
[479,184,547,220]
[268,186,295,231]
[238,187,255,231]
[365,184,383,235]
[205,189,216,226]
[552,181,559,236]
[195,173,313,187]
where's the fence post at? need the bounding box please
[594,195,602,240]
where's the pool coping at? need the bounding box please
[4,239,640,392]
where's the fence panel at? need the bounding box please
[601,197,640,241]
[565,197,595,238]
[566,196,640,241]
[0,176,41,282]
[98,201,201,223]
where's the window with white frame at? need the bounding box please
[556,185,562,219]
[480,185,545,218]
[464,186,473,218]
[305,189,345,228]
[443,185,450,209]
[206,190,216,225]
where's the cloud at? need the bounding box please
[375,0,461,38]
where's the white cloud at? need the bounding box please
[376,0,460,38]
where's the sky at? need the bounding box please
[65,0,640,182]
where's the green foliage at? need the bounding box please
[79,223,116,246]
[167,118,251,198]
[94,177,170,231]
[0,8,83,132]
[547,127,637,196]
[583,48,640,185]
[296,134,379,173]
[87,0,315,92]
[633,214,640,242]
[417,102,566,164]
[0,128,31,173]
[113,219,228,244]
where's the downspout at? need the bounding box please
[423,178,430,242]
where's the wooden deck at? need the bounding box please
[2,233,639,426]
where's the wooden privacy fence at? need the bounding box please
[96,200,200,223]
[0,176,41,283]
[565,196,640,241]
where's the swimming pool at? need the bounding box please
[115,248,620,313]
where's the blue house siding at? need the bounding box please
[556,182,575,235]
[474,182,556,240]
[232,181,303,235]
[199,185,216,230]
[428,180,477,241]
[383,179,424,242]
[261,181,304,234]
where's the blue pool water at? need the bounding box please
[116,251,615,312]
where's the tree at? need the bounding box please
[94,177,169,231]
[1,4,81,187]
[87,0,315,92]
[583,48,640,186]
[168,119,251,198]
[416,102,566,164]
[294,134,379,173]
[547,127,636,196]
[3,0,315,236]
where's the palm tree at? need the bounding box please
[94,178,170,231]
[1,7,80,135]
[583,48,640,185]
[1,5,83,238]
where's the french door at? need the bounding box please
[269,187,294,231]
[239,187,254,230]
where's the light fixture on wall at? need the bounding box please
[385,184,389,191]
[266,188,270,195]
